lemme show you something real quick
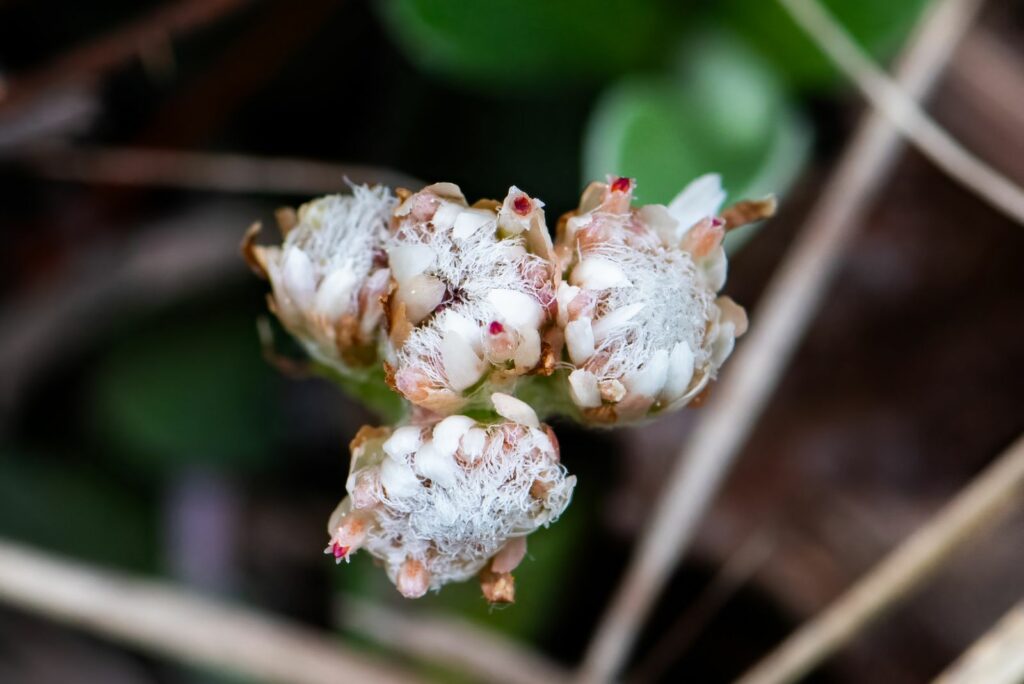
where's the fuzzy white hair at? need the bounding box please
[332,416,575,592]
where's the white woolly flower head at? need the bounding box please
[247,183,396,373]
[326,396,575,600]
[554,175,750,424]
[383,183,558,414]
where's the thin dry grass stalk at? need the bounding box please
[777,0,1024,226]
[337,594,570,684]
[0,0,248,112]
[24,145,423,195]
[932,599,1024,684]
[737,434,1024,684]
[576,0,985,679]
[0,539,416,684]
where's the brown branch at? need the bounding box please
[737,434,1024,684]
[575,0,986,680]
[0,538,417,684]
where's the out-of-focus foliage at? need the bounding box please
[378,0,682,88]
[0,452,157,571]
[583,34,810,245]
[90,314,281,475]
[379,0,928,91]
[721,0,929,88]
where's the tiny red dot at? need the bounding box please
[489,321,504,335]
[711,217,725,227]
[512,195,531,216]
[611,177,632,193]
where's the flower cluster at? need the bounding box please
[247,174,770,601]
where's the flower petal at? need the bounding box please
[513,327,541,371]
[441,329,485,391]
[432,415,476,458]
[568,369,602,408]
[379,456,421,499]
[592,303,645,342]
[624,348,670,398]
[314,267,359,319]
[388,244,435,284]
[282,247,316,309]
[668,173,726,237]
[383,425,423,459]
[486,288,544,330]
[492,392,539,427]
[570,257,631,290]
[414,440,458,489]
[566,318,596,365]
[399,274,446,324]
[662,342,695,401]
[452,208,496,240]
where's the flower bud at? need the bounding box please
[384,183,557,414]
[247,184,395,374]
[326,415,575,598]
[554,175,749,424]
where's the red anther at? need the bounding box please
[332,542,349,560]
[489,321,505,335]
[611,177,632,193]
[512,195,531,216]
[711,217,725,228]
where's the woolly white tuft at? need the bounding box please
[554,175,745,423]
[386,184,556,413]
[328,419,575,594]
[254,183,396,373]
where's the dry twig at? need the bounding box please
[576,0,985,679]
[737,434,1024,684]
[337,594,570,684]
[932,599,1024,684]
[777,0,1024,226]
[0,538,416,684]
[23,145,423,196]
[0,0,248,112]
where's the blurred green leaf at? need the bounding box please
[720,0,928,89]
[0,452,157,571]
[317,364,407,425]
[584,33,810,251]
[377,0,683,89]
[91,315,280,474]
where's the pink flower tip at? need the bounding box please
[611,177,633,193]
[324,541,350,564]
[512,195,531,216]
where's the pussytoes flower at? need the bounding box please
[325,394,575,600]
[244,184,395,373]
[553,175,760,424]
[242,174,771,600]
[383,183,558,414]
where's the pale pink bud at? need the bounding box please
[397,559,431,599]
